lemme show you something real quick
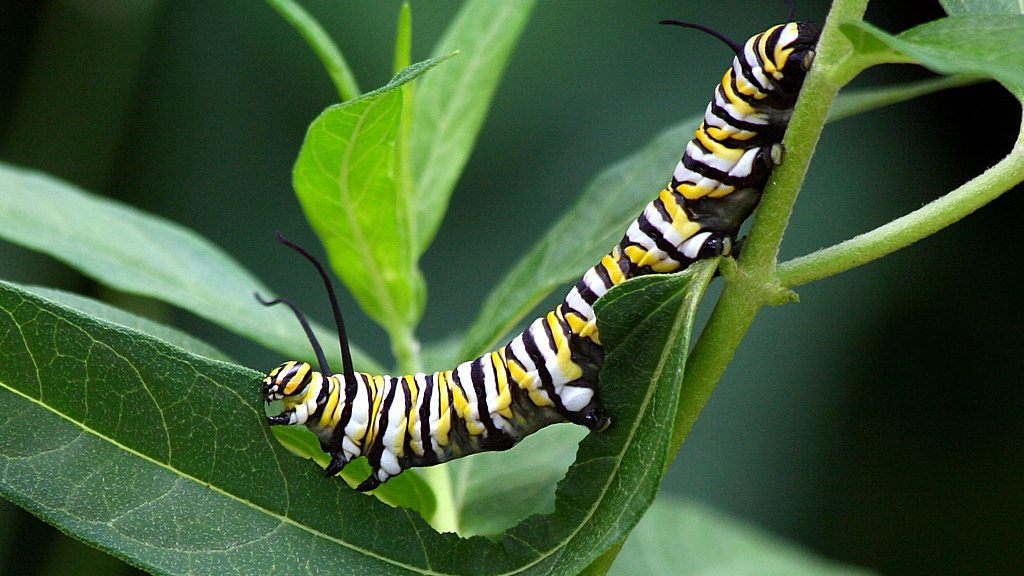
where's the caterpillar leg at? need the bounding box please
[356,475,382,492]
[323,441,395,491]
[352,464,388,492]
[324,451,350,477]
[266,414,292,425]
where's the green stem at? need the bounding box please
[391,323,422,375]
[395,3,418,274]
[393,2,412,75]
[671,0,870,452]
[265,0,361,101]
[779,111,1024,287]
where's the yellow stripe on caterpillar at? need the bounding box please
[718,70,757,117]
[695,125,745,163]
[492,351,513,415]
[547,310,584,381]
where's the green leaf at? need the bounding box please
[0,162,383,374]
[834,23,920,79]
[840,17,1024,89]
[459,117,702,360]
[293,57,449,339]
[609,496,879,576]
[941,0,1023,15]
[448,423,588,537]
[410,0,539,254]
[20,284,231,362]
[0,255,714,574]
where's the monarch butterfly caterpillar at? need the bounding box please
[260,21,819,491]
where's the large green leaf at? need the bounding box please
[841,16,1024,90]
[293,58,447,338]
[0,256,715,575]
[459,118,702,360]
[609,496,878,576]
[0,162,383,374]
[410,0,539,254]
[450,262,721,538]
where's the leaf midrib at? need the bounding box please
[334,95,404,331]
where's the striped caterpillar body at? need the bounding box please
[262,21,819,492]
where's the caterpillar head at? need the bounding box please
[263,360,314,404]
[761,21,820,106]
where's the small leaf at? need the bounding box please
[0,162,383,374]
[460,117,702,359]
[293,57,449,338]
[841,17,1024,89]
[410,0,539,254]
[609,496,879,576]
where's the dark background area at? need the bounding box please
[1,1,1021,575]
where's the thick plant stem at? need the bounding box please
[671,0,870,453]
[779,113,1024,287]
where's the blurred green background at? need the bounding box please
[1,0,1021,575]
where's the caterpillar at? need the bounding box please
[260,21,819,492]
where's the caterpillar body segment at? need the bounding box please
[262,21,819,491]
